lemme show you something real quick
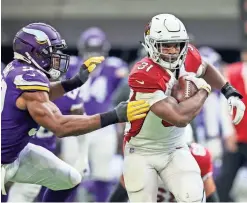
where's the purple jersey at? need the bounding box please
[1,60,50,164]
[30,56,83,152]
[81,56,128,115]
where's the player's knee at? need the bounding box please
[69,168,82,187]
[175,174,204,202]
[176,190,205,203]
[177,187,204,202]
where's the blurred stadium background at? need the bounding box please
[1,0,247,202]
[1,0,245,64]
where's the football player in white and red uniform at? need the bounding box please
[123,14,245,202]
[108,126,219,202]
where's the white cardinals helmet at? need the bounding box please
[143,14,189,70]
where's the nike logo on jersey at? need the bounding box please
[136,80,144,85]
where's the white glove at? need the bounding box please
[228,96,246,125]
[184,75,211,94]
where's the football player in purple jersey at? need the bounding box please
[1,23,149,202]
[7,58,85,202]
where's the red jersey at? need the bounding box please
[128,44,203,93]
[125,44,204,143]
[226,62,247,143]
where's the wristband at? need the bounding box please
[61,75,83,93]
[221,82,243,99]
[100,110,119,128]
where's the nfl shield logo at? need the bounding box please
[129,148,135,154]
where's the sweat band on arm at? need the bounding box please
[61,75,83,93]
[221,82,243,99]
[100,110,119,128]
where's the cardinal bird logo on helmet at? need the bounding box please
[144,22,151,37]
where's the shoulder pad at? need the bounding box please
[14,66,50,92]
[185,44,204,76]
[129,58,171,93]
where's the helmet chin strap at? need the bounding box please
[141,42,150,55]
[24,52,60,80]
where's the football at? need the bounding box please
[171,76,198,103]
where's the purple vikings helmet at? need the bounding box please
[77,27,110,60]
[13,23,70,79]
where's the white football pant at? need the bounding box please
[123,145,205,202]
[8,182,41,202]
[1,143,82,197]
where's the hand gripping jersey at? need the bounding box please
[125,44,207,151]
[81,56,128,115]
[1,60,50,164]
[157,143,213,202]
[30,56,84,152]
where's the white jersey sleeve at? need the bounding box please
[135,90,167,106]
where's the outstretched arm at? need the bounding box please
[17,91,149,138]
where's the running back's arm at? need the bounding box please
[202,61,227,89]
[151,89,208,127]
